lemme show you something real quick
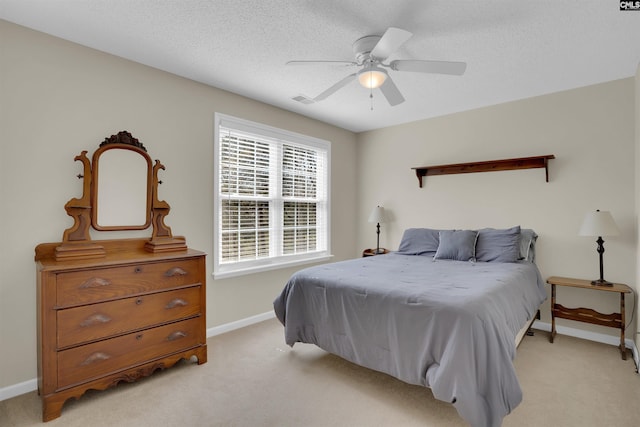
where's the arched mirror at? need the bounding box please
[55,131,186,261]
[91,141,152,230]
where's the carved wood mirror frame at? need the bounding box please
[55,131,187,261]
[91,135,153,231]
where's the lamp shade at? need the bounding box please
[578,210,619,237]
[368,206,386,224]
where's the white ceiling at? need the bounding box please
[1,1,639,133]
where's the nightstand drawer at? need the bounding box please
[57,286,202,348]
[56,259,202,307]
[57,317,203,389]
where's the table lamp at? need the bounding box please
[368,206,387,254]
[578,209,619,286]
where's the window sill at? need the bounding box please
[213,254,334,280]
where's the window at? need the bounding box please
[213,114,331,278]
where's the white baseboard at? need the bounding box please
[1,314,634,402]
[0,378,37,402]
[206,311,276,337]
[532,321,639,371]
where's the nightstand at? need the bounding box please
[362,248,389,257]
[546,276,632,360]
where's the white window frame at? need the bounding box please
[213,113,332,279]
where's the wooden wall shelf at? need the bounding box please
[412,155,555,188]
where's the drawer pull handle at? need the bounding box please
[79,277,111,289]
[134,267,143,273]
[165,298,188,309]
[167,331,187,341]
[165,267,187,277]
[136,334,143,340]
[136,298,143,305]
[80,313,112,327]
[80,352,111,366]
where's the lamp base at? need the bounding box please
[591,279,614,287]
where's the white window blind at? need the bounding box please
[214,114,331,278]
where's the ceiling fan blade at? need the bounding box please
[370,27,412,61]
[313,73,357,101]
[379,77,405,106]
[286,60,357,66]
[390,60,467,75]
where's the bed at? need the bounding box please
[273,226,546,427]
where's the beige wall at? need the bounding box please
[356,78,637,339]
[636,62,640,351]
[1,17,637,393]
[0,20,358,389]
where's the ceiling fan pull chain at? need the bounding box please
[370,87,374,111]
[369,68,374,111]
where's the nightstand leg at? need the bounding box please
[619,292,627,360]
[550,284,556,343]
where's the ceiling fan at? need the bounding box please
[288,27,466,106]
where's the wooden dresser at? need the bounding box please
[35,238,207,421]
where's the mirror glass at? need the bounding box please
[93,148,151,229]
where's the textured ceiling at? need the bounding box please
[1,0,639,132]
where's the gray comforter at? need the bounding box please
[273,253,547,427]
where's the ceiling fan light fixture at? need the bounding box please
[357,67,387,89]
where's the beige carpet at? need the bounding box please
[1,318,639,427]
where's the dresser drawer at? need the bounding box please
[57,317,203,389]
[57,286,202,348]
[56,259,202,307]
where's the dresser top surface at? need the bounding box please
[35,237,206,270]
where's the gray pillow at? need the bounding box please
[519,229,538,262]
[397,228,446,255]
[475,226,521,263]
[434,230,478,262]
